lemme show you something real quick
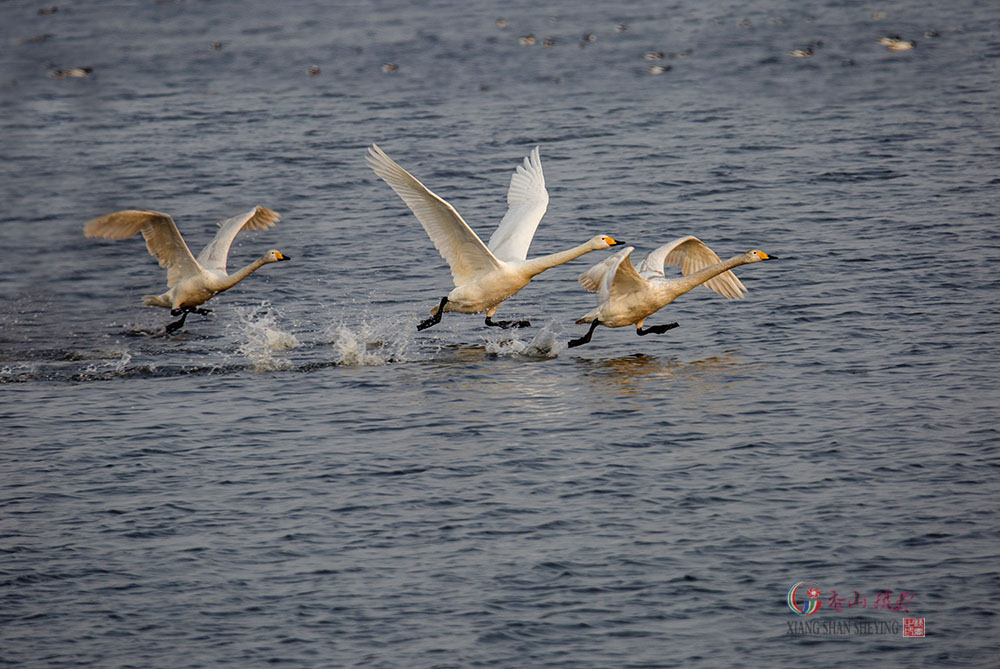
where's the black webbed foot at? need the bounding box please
[567,320,601,348]
[418,296,449,331]
[636,322,679,336]
[164,311,189,334]
[164,306,213,334]
[484,316,530,329]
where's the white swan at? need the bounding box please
[366,144,623,330]
[568,236,775,347]
[83,206,288,333]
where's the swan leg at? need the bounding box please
[418,296,449,331]
[637,322,679,336]
[567,320,601,348]
[164,310,189,334]
[164,306,213,334]
[484,315,531,329]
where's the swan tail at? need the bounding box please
[143,294,171,308]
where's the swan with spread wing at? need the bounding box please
[84,206,288,333]
[568,236,775,348]
[366,144,622,330]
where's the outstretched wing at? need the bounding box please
[638,235,746,299]
[486,146,549,262]
[578,245,632,292]
[366,144,501,286]
[603,247,646,301]
[84,210,200,287]
[197,206,280,273]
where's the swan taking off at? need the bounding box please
[366,144,623,330]
[567,236,775,348]
[83,206,289,333]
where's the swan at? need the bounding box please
[366,144,623,330]
[568,236,775,348]
[83,206,289,333]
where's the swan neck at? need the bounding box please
[672,255,747,294]
[522,241,596,276]
[221,256,268,289]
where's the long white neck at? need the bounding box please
[662,254,750,299]
[220,256,270,290]
[521,241,599,278]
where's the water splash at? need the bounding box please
[113,348,132,374]
[485,322,562,359]
[329,315,410,366]
[70,345,136,381]
[232,303,299,372]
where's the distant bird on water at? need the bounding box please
[568,236,775,348]
[49,67,92,78]
[879,35,916,50]
[84,206,289,333]
[366,144,624,331]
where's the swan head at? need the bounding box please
[745,249,775,262]
[591,235,624,249]
[263,250,290,263]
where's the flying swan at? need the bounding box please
[83,206,289,333]
[366,144,623,330]
[568,236,775,347]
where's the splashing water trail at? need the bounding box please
[232,303,298,372]
[330,315,409,366]
[485,322,562,359]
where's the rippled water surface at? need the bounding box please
[2,0,999,666]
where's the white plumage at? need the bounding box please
[83,206,288,332]
[569,236,774,347]
[366,144,622,330]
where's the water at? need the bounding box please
[2,0,999,666]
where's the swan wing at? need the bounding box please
[578,245,632,292]
[367,144,501,286]
[604,247,646,300]
[486,146,549,262]
[84,210,200,286]
[196,206,280,273]
[639,235,747,299]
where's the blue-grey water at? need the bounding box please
[2,0,999,666]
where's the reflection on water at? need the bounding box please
[578,351,757,401]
